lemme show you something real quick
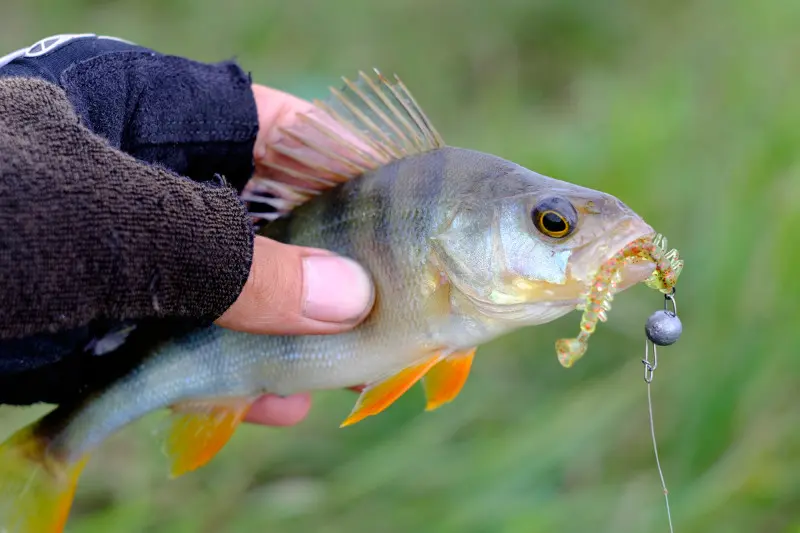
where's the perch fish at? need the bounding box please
[0,70,683,532]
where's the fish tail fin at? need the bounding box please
[0,423,88,533]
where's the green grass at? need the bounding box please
[1,1,798,531]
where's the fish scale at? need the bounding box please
[0,70,682,532]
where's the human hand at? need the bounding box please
[216,84,375,427]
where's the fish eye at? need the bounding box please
[531,197,578,239]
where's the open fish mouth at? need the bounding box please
[555,228,683,368]
[614,232,658,291]
[566,219,656,289]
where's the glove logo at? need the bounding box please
[23,33,96,58]
[0,34,135,69]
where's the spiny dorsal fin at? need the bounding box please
[247,69,445,220]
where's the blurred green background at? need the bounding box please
[1,0,798,532]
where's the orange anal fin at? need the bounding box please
[340,354,443,427]
[423,348,476,411]
[0,425,88,533]
[165,397,255,478]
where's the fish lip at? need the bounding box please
[604,225,657,291]
[568,218,657,292]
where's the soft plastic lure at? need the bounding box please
[557,234,683,367]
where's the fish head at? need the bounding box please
[433,158,657,328]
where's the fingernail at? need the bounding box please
[302,256,373,323]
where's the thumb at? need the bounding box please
[215,236,374,335]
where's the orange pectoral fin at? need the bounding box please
[164,397,256,478]
[340,354,444,427]
[423,348,476,411]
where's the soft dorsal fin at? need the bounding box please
[245,69,446,220]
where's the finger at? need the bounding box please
[251,84,318,166]
[215,235,374,335]
[249,84,383,187]
[244,394,312,426]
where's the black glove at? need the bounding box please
[0,35,260,404]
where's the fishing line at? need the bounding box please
[642,289,681,533]
[644,351,673,533]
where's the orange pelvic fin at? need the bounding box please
[423,348,476,411]
[164,397,255,478]
[340,354,444,427]
[0,424,88,533]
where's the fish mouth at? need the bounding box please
[611,230,658,292]
[569,217,657,294]
[617,257,658,290]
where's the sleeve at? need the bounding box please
[0,33,259,192]
[0,77,254,340]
